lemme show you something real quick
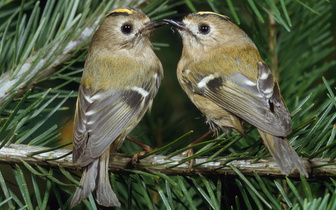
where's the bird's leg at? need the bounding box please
[126,136,152,164]
[181,130,214,157]
[180,130,214,171]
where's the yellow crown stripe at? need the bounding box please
[196,11,230,20]
[107,8,133,16]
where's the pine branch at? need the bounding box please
[0,20,97,105]
[0,0,147,106]
[1,144,335,178]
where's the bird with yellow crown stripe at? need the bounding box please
[164,12,308,177]
[70,8,164,207]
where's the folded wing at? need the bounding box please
[73,72,161,166]
[182,61,291,137]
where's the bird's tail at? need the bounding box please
[95,149,120,207]
[258,129,308,178]
[70,150,120,208]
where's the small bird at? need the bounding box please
[71,8,164,208]
[164,12,308,177]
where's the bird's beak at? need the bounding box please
[151,21,167,28]
[163,19,191,34]
[140,21,166,34]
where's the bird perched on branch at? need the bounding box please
[71,8,164,208]
[164,12,308,177]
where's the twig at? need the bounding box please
[0,144,335,178]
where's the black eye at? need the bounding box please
[199,24,210,34]
[121,23,133,34]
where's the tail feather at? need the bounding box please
[258,129,308,177]
[70,159,99,208]
[70,150,121,208]
[96,150,121,207]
